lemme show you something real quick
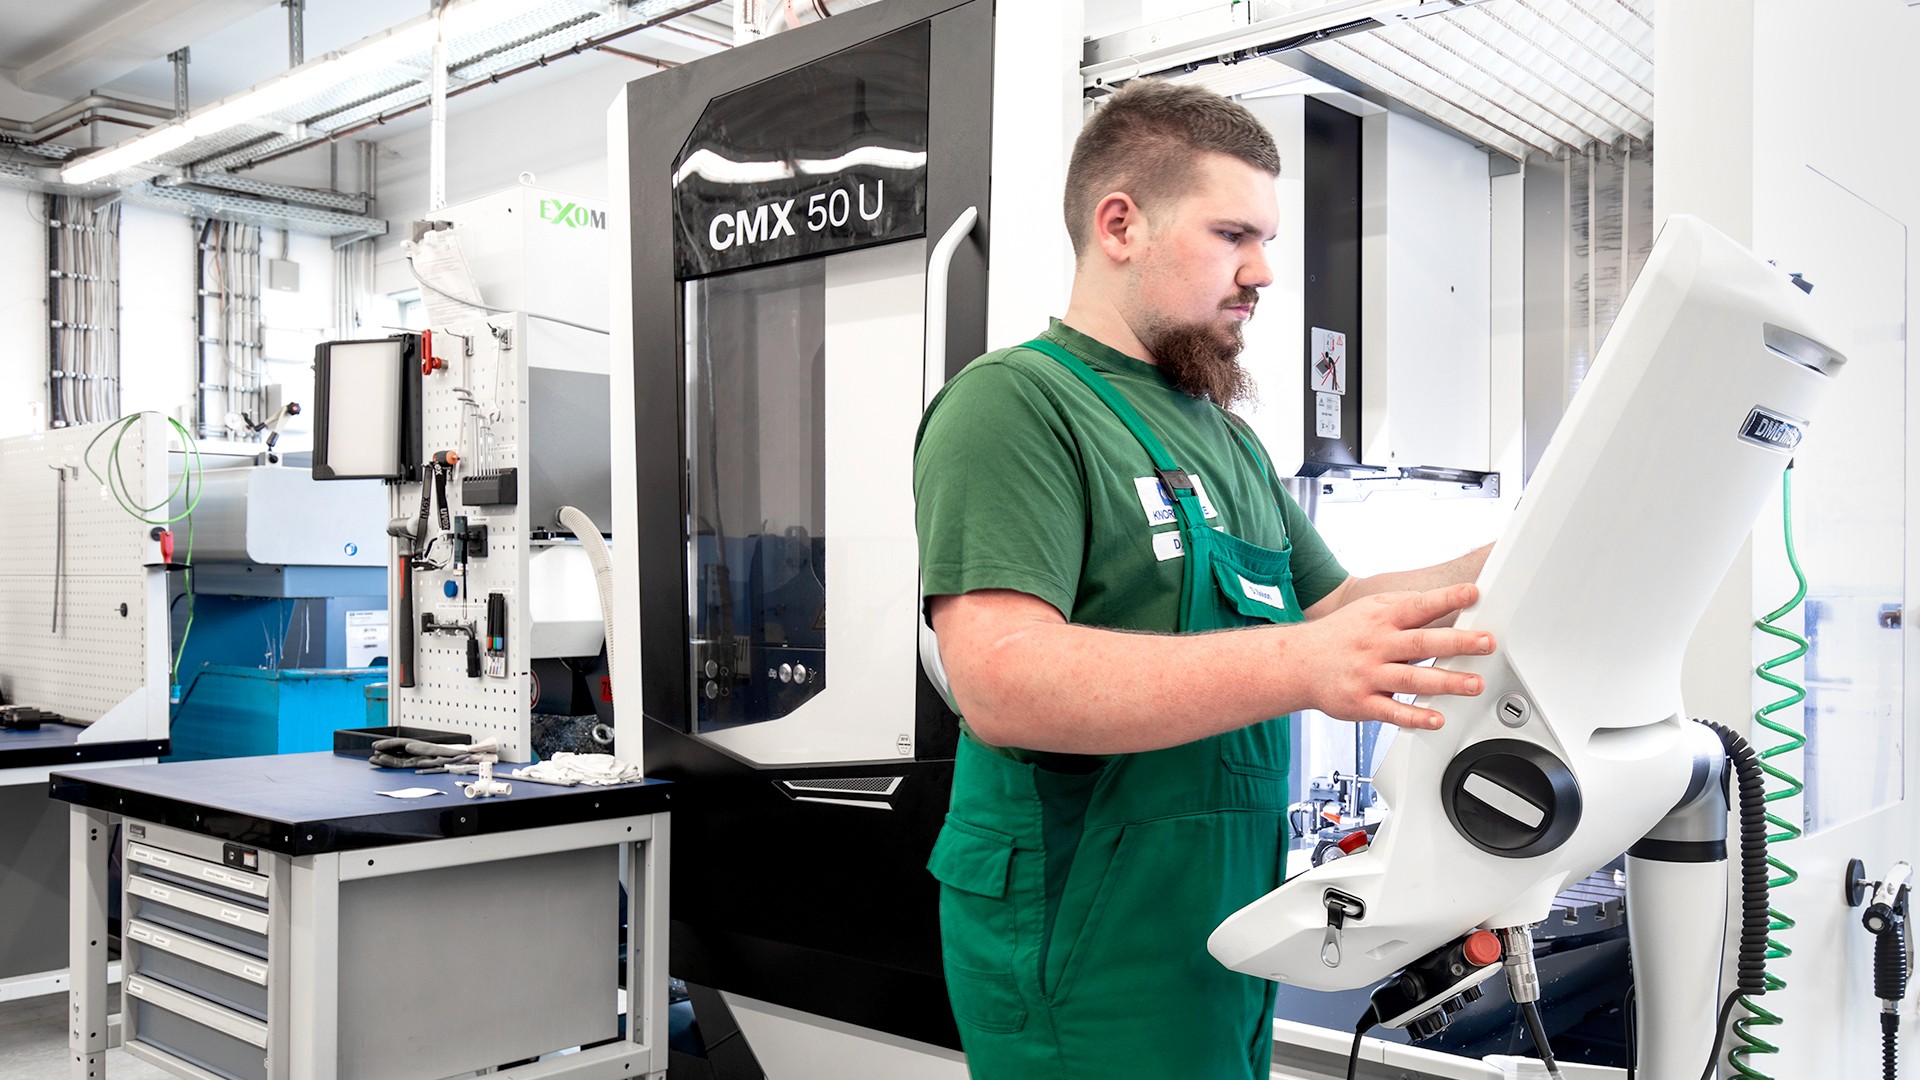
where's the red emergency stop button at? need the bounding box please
[1337,830,1371,855]
[1463,929,1502,968]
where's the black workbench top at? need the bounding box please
[49,751,670,856]
[1,722,168,772]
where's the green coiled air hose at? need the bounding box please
[1728,465,1809,1079]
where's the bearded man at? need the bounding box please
[913,79,1494,1079]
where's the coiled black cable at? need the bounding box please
[1873,907,1908,999]
[1873,912,1906,1080]
[1883,1015,1899,1080]
[1695,718,1773,1080]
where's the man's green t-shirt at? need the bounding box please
[914,320,1347,754]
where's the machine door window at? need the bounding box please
[685,260,828,735]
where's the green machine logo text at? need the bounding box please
[540,199,607,231]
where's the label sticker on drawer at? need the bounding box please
[202,867,243,890]
[128,925,171,948]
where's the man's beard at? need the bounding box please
[1140,290,1258,407]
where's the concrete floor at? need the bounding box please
[0,993,175,1080]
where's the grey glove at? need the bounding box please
[368,737,475,770]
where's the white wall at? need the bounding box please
[118,204,197,422]
[0,191,47,437]
[1361,109,1492,474]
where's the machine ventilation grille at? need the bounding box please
[781,776,904,796]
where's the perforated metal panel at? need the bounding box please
[391,314,535,761]
[0,418,168,727]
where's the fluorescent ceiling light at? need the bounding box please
[61,124,195,185]
[59,0,549,186]
[182,25,432,136]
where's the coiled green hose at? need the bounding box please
[1729,465,1808,1078]
[85,412,204,686]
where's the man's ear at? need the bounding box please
[1090,191,1144,264]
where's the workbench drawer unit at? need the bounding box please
[122,831,275,1080]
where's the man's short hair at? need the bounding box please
[1063,79,1280,258]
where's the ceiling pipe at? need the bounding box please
[0,95,176,137]
[7,115,159,150]
[239,0,721,170]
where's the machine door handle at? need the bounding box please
[918,205,980,709]
[923,206,980,410]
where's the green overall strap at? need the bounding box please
[1219,410,1273,488]
[1019,338,1210,540]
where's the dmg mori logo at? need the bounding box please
[539,199,606,230]
[1739,407,1805,453]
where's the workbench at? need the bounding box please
[51,749,672,1080]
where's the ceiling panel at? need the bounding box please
[1296,0,1654,158]
[1089,0,1656,161]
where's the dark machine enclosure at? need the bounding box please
[623,0,990,1049]
[1299,98,1365,475]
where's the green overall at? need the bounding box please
[926,338,1303,1079]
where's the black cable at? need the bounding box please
[1693,719,1771,1080]
[1699,995,1745,1080]
[1623,981,1637,1080]
[1708,720,1774,1000]
[1871,896,1906,1080]
[1519,1000,1564,1079]
[1884,1013,1898,1080]
[1346,1004,1379,1080]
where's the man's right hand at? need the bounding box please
[1289,584,1494,730]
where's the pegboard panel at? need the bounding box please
[0,418,167,728]
[391,313,535,762]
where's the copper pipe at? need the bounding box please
[596,44,680,67]
[0,94,174,136]
[15,115,158,148]
[657,20,731,49]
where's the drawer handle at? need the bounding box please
[243,965,267,981]
[148,886,171,902]
[219,908,244,924]
[148,932,171,948]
